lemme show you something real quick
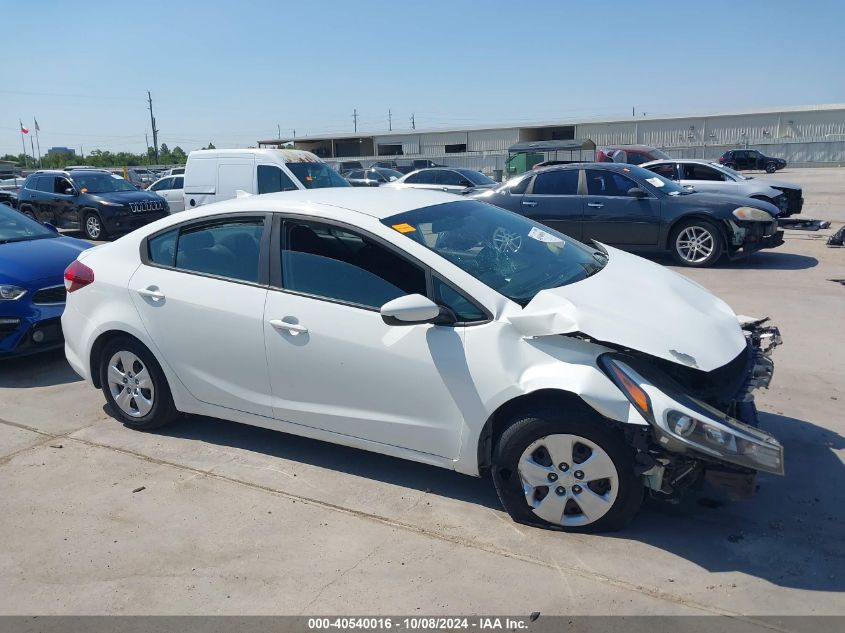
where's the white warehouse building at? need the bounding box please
[257,103,845,176]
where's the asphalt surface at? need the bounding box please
[0,168,843,617]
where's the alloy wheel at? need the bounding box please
[85,215,102,240]
[517,433,619,527]
[107,351,155,418]
[675,226,715,264]
[492,227,522,253]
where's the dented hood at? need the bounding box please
[508,246,747,372]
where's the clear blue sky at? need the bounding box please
[3,0,844,156]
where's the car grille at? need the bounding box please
[32,285,67,305]
[128,199,167,213]
[772,187,803,215]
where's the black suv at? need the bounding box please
[718,149,786,173]
[17,169,169,240]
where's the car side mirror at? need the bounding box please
[42,222,59,233]
[388,176,397,182]
[64,187,76,196]
[380,294,442,325]
[627,187,648,198]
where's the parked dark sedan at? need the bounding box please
[719,149,786,173]
[473,163,783,267]
[0,203,91,358]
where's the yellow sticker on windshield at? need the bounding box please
[392,223,417,233]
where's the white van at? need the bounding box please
[183,148,349,209]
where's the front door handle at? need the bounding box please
[137,287,165,301]
[587,202,604,208]
[269,319,308,335]
[521,200,537,207]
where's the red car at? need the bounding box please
[596,145,672,165]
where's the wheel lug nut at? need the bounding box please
[573,485,582,494]
[558,462,569,472]
[555,486,565,496]
[547,472,558,482]
[574,470,584,480]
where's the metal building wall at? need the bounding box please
[576,121,636,145]
[373,134,419,155]
[467,128,520,152]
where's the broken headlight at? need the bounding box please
[600,356,784,475]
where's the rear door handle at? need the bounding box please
[587,202,604,208]
[137,287,165,300]
[269,319,308,334]
[522,200,537,207]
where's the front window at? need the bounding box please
[0,204,56,243]
[712,163,749,180]
[71,173,137,193]
[620,165,690,196]
[383,200,608,306]
[285,162,349,189]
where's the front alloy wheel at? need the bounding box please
[671,220,723,267]
[765,162,777,173]
[84,213,104,240]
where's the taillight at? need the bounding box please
[64,260,94,293]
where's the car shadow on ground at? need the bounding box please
[157,410,844,592]
[156,414,503,510]
[611,411,845,592]
[649,251,818,271]
[0,348,82,388]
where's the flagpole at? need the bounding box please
[19,120,28,169]
[30,136,36,167]
[34,118,42,168]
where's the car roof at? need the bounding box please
[184,188,462,221]
[530,162,636,174]
[641,158,720,167]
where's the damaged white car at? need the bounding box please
[61,189,783,532]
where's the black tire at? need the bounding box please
[669,218,724,267]
[82,210,108,241]
[765,162,777,174]
[492,408,643,533]
[99,337,179,431]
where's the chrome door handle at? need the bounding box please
[587,202,604,208]
[269,319,308,334]
[137,287,165,300]
[521,200,537,207]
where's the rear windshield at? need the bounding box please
[285,162,350,189]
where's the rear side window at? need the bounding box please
[682,164,725,181]
[257,165,298,194]
[533,170,579,195]
[172,177,184,190]
[147,219,264,283]
[406,171,436,185]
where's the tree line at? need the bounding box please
[1,143,217,170]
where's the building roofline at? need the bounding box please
[257,103,845,145]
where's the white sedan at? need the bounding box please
[61,188,783,532]
[384,168,498,194]
[147,175,185,212]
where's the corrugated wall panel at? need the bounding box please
[467,128,520,152]
[577,122,637,145]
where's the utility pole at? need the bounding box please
[145,132,151,164]
[632,106,635,117]
[277,124,281,139]
[388,109,392,131]
[410,113,415,130]
[147,91,159,163]
[352,108,358,133]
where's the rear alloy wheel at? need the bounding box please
[670,219,723,267]
[100,338,178,430]
[492,412,642,532]
[83,212,106,241]
[765,162,777,174]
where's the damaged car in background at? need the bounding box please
[474,163,784,267]
[62,190,782,533]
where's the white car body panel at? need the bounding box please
[61,188,747,477]
[148,175,185,212]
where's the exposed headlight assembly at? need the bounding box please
[0,285,27,300]
[733,206,773,221]
[600,355,784,475]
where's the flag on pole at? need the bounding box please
[34,118,40,132]
[20,121,29,134]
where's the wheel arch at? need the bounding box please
[476,389,611,476]
[89,329,158,389]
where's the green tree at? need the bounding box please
[170,146,187,164]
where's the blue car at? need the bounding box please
[0,203,91,358]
